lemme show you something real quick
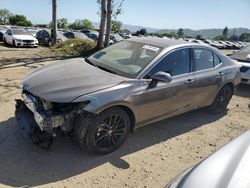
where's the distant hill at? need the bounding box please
[92,21,250,38]
[157,28,250,38]
[93,22,158,33]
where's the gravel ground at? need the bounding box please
[0,44,249,188]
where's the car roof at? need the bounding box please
[127,37,190,48]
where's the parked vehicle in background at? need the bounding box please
[166,130,250,188]
[110,33,124,43]
[36,29,67,46]
[218,41,233,49]
[3,27,38,47]
[203,39,224,49]
[0,26,9,42]
[63,31,93,41]
[25,28,39,37]
[229,44,250,84]
[16,37,240,154]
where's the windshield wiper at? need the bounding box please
[85,58,118,75]
[95,65,118,75]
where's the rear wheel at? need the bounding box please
[209,85,233,113]
[77,107,131,155]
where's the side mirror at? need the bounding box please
[148,71,172,88]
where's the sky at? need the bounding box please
[0,0,250,30]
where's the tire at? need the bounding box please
[208,85,233,113]
[3,38,7,45]
[12,39,16,47]
[76,107,131,155]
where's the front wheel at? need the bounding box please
[208,85,233,113]
[12,39,16,47]
[79,108,131,155]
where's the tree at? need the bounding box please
[0,9,12,25]
[97,0,124,49]
[196,35,203,40]
[229,34,239,41]
[52,0,57,46]
[239,33,250,42]
[97,0,107,49]
[222,26,228,38]
[177,28,184,37]
[139,28,147,35]
[9,15,32,26]
[57,18,68,29]
[111,20,122,33]
[69,19,95,30]
[104,0,112,47]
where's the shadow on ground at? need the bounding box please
[0,56,73,70]
[234,84,250,99]
[0,108,226,187]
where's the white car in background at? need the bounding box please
[230,45,250,85]
[3,28,38,47]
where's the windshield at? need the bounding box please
[88,41,162,78]
[74,32,88,39]
[12,29,29,35]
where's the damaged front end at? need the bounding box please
[15,91,89,148]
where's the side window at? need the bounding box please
[193,49,214,71]
[214,53,221,66]
[148,48,190,77]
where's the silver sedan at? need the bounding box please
[16,37,241,154]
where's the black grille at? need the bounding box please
[240,66,250,73]
[23,40,34,43]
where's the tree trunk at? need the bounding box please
[104,0,112,47]
[97,0,107,50]
[52,0,57,46]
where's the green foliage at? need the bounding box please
[177,28,184,37]
[9,14,32,26]
[51,38,96,57]
[222,26,228,37]
[229,34,239,41]
[69,19,95,30]
[196,35,203,40]
[0,9,12,24]
[214,34,227,41]
[136,28,147,35]
[57,18,68,29]
[111,20,123,32]
[239,33,250,42]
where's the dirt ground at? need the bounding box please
[0,43,249,188]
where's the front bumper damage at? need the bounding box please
[15,92,81,148]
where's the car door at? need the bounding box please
[5,29,13,44]
[138,48,197,125]
[191,47,223,108]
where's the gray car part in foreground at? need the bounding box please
[166,129,250,188]
[15,37,241,153]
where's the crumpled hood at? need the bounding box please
[22,58,126,102]
[13,34,37,41]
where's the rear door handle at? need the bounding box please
[185,79,194,84]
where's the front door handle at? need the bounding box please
[217,72,225,77]
[185,79,194,84]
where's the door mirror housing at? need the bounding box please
[148,71,172,88]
